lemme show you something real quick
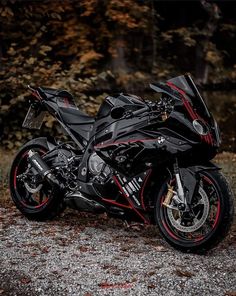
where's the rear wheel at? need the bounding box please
[155,170,234,253]
[9,137,65,221]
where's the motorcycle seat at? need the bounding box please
[34,86,95,125]
[37,87,74,100]
[59,107,95,125]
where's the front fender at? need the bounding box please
[184,161,221,173]
[180,161,220,204]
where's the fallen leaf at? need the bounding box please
[20,277,31,284]
[154,245,168,252]
[84,293,92,296]
[41,246,50,253]
[174,269,195,278]
[148,283,156,289]
[225,292,236,296]
[98,281,133,289]
[79,246,89,252]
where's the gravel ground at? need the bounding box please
[0,153,236,296]
[0,207,236,296]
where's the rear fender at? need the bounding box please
[21,136,57,151]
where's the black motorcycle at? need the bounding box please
[9,74,234,252]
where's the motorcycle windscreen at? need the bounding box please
[167,74,211,120]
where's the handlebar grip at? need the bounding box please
[132,105,150,117]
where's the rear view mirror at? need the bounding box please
[110,106,125,119]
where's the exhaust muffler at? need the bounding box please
[28,150,60,187]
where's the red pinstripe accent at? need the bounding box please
[14,152,29,189]
[129,204,150,224]
[140,170,152,211]
[203,175,221,229]
[213,201,221,228]
[113,176,128,198]
[167,82,213,146]
[203,175,213,184]
[167,82,197,120]
[64,97,70,108]
[34,197,49,208]
[113,176,150,224]
[95,138,158,149]
[101,198,132,209]
[162,220,179,240]
[32,91,40,99]
[31,90,42,101]
[13,166,18,189]
[21,151,29,158]
[14,149,49,208]
[195,236,204,242]
[20,201,27,207]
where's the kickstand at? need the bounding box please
[123,220,144,231]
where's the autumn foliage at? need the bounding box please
[0,0,235,148]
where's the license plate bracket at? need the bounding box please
[22,106,46,129]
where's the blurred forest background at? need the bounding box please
[0,0,236,152]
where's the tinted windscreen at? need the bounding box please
[168,75,211,120]
[168,75,195,97]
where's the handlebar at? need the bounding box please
[132,105,150,116]
[123,97,173,119]
[123,105,150,119]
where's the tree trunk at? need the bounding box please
[111,37,127,75]
[151,0,158,74]
[195,0,220,85]
[0,24,3,70]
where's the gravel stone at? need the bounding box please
[0,206,235,296]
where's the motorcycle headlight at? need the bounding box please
[193,119,208,135]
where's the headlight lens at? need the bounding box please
[193,119,208,135]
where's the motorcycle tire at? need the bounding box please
[9,137,65,221]
[154,170,234,253]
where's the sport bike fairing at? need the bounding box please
[10,74,234,253]
[73,74,220,218]
[22,74,221,215]
[92,75,219,178]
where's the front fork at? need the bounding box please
[163,159,189,210]
[162,160,220,211]
[173,160,186,204]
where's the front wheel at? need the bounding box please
[155,170,234,253]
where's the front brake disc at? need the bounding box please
[166,186,210,233]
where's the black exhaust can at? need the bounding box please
[28,150,51,177]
